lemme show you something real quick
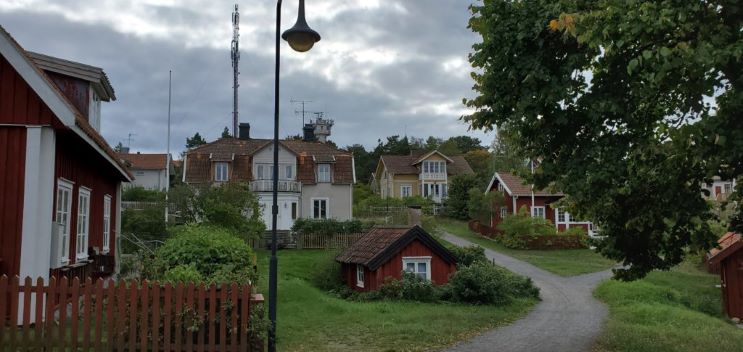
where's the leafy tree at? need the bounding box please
[425,136,443,151]
[445,174,480,220]
[446,136,484,153]
[464,149,492,181]
[467,187,504,225]
[221,126,231,138]
[114,142,125,153]
[463,0,741,279]
[285,134,303,140]
[491,126,529,174]
[185,132,207,149]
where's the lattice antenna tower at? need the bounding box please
[231,4,240,137]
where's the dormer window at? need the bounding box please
[89,91,102,131]
[317,164,331,183]
[215,162,229,182]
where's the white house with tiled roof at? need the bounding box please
[182,125,355,231]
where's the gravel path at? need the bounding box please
[443,232,612,352]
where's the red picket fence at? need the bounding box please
[0,275,264,351]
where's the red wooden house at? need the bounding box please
[335,226,457,291]
[485,172,597,236]
[708,232,743,320]
[0,26,131,282]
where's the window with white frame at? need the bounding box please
[356,264,364,288]
[55,180,73,266]
[76,187,91,260]
[317,164,331,182]
[401,185,412,198]
[442,184,448,197]
[724,183,733,193]
[531,206,545,219]
[422,160,446,174]
[497,183,504,192]
[102,195,111,253]
[556,208,566,223]
[312,198,329,219]
[214,162,229,182]
[402,257,431,280]
[285,164,293,180]
[500,206,508,219]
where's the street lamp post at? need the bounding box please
[269,1,320,351]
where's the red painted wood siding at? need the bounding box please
[46,71,89,120]
[54,131,119,265]
[0,55,56,125]
[489,181,561,229]
[0,127,26,277]
[721,250,743,319]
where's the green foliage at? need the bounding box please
[291,218,367,235]
[370,273,438,303]
[221,126,231,138]
[163,264,203,284]
[168,183,265,240]
[447,245,487,267]
[463,149,492,181]
[185,132,207,149]
[468,188,504,224]
[121,206,166,253]
[463,0,739,280]
[122,187,165,201]
[147,224,257,284]
[561,226,587,237]
[310,251,344,292]
[445,174,480,220]
[447,261,539,305]
[497,206,556,249]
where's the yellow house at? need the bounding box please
[373,150,474,203]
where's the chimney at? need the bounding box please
[303,124,316,142]
[239,122,251,140]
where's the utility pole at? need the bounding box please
[231,4,240,137]
[165,70,172,223]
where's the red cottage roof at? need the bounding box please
[118,153,168,170]
[492,172,564,197]
[336,226,456,270]
[708,232,743,264]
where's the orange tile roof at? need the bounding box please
[496,172,564,197]
[708,232,742,264]
[118,153,168,170]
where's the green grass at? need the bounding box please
[434,218,616,276]
[593,259,743,352]
[256,250,537,352]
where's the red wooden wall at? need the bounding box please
[46,71,89,120]
[54,131,119,265]
[0,127,26,277]
[488,183,560,228]
[0,55,57,125]
[721,250,743,319]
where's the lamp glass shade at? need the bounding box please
[281,0,321,52]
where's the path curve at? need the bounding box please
[443,232,612,352]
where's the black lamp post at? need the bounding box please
[269,1,320,351]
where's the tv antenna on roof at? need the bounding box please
[126,132,136,148]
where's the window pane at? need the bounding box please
[406,263,415,272]
[418,263,427,273]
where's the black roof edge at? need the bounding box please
[366,225,457,270]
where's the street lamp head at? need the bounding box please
[281,0,321,52]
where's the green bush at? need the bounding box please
[121,206,167,253]
[291,218,369,235]
[445,174,480,220]
[311,252,344,291]
[561,226,587,237]
[163,264,204,284]
[447,261,539,305]
[448,245,487,267]
[148,224,257,284]
[497,206,556,248]
[122,186,165,201]
[373,273,439,302]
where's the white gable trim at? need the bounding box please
[0,28,75,126]
[413,150,454,165]
[486,172,513,196]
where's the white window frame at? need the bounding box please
[356,264,364,288]
[556,208,566,223]
[55,179,74,266]
[102,195,112,254]
[500,206,508,219]
[402,256,432,281]
[76,187,91,261]
[724,182,733,194]
[400,184,412,198]
[312,198,329,219]
[531,206,546,219]
[317,164,331,183]
[215,162,229,182]
[497,183,504,192]
[285,164,294,180]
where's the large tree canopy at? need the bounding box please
[464,0,742,280]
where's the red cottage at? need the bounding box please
[486,172,597,236]
[707,232,743,321]
[0,26,131,282]
[336,226,457,291]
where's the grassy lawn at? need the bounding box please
[255,249,537,352]
[433,218,616,276]
[593,259,743,352]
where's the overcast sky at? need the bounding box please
[0,0,492,156]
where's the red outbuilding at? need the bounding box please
[708,232,743,321]
[0,26,131,282]
[336,226,457,291]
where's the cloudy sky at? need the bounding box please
[0,0,492,155]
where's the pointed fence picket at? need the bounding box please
[0,275,264,351]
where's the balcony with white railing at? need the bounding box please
[250,180,302,193]
[420,172,447,180]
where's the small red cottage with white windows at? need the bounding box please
[0,26,131,282]
[707,232,743,321]
[486,172,597,236]
[335,226,457,291]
